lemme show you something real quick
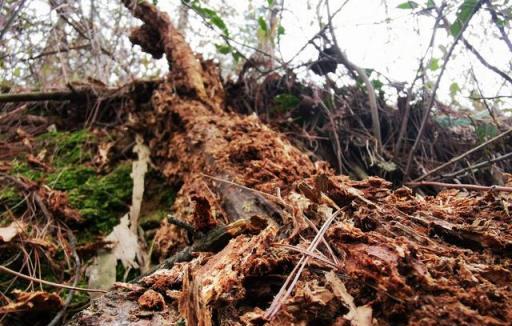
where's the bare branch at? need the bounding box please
[326,0,382,152]
[414,127,512,181]
[484,0,512,53]
[404,0,484,178]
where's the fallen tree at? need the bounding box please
[60,1,512,325]
[0,0,510,325]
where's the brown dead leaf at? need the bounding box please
[326,271,372,326]
[0,290,62,314]
[27,154,50,171]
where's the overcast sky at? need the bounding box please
[161,0,511,112]
[22,0,512,113]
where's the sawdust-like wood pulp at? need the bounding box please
[68,1,512,325]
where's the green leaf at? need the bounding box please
[278,25,285,36]
[475,123,498,142]
[258,17,268,33]
[426,0,434,8]
[191,3,229,36]
[449,82,460,96]
[428,58,440,71]
[274,93,300,110]
[267,0,273,6]
[210,16,229,36]
[371,79,384,90]
[215,44,232,54]
[397,1,419,9]
[450,0,479,38]
[232,51,242,63]
[495,18,506,28]
[364,68,374,77]
[13,67,21,77]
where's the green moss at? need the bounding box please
[38,130,96,167]
[46,166,96,191]
[10,159,44,180]
[140,209,166,230]
[0,186,22,210]
[68,163,133,235]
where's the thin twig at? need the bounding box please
[485,0,512,53]
[0,0,28,40]
[326,0,382,152]
[395,3,445,156]
[273,243,339,270]
[407,181,512,193]
[0,265,107,293]
[47,227,81,326]
[404,0,483,178]
[264,209,343,319]
[439,152,512,180]
[414,127,512,181]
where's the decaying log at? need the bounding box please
[69,1,512,325]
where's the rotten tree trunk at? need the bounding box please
[69,1,512,325]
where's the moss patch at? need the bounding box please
[10,159,44,180]
[38,130,96,167]
[68,163,133,236]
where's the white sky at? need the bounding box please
[163,0,511,112]
[20,0,512,113]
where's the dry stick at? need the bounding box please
[303,215,340,266]
[414,127,512,181]
[404,1,483,179]
[0,90,85,103]
[273,243,339,270]
[0,0,27,40]
[485,0,512,53]
[439,151,512,180]
[325,0,382,152]
[432,2,512,86]
[406,181,512,193]
[395,4,445,156]
[0,265,107,293]
[201,173,292,210]
[47,227,81,326]
[264,209,343,319]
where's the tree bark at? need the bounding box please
[68,1,512,325]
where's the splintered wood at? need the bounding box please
[69,1,512,325]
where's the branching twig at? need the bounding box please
[404,0,483,179]
[0,0,27,40]
[326,0,382,152]
[485,0,512,53]
[432,2,512,86]
[415,127,512,181]
[439,152,512,180]
[395,3,445,156]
